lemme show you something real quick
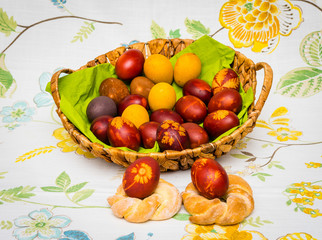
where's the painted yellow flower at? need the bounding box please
[278,232,318,240]
[219,0,303,53]
[53,128,95,159]
[267,127,302,141]
[131,162,152,184]
[292,197,314,205]
[303,208,322,218]
[305,162,322,168]
[181,223,267,240]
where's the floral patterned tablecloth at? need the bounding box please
[1,0,322,239]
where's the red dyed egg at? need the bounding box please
[118,94,149,115]
[183,78,212,104]
[208,88,242,114]
[156,120,190,151]
[123,157,160,199]
[115,49,145,81]
[203,110,239,139]
[150,109,184,124]
[90,115,113,144]
[175,95,207,123]
[139,121,159,149]
[212,68,240,95]
[107,116,141,151]
[191,158,229,199]
[182,122,209,148]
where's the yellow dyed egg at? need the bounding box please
[122,104,150,128]
[148,82,177,112]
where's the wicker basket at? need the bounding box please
[50,38,273,171]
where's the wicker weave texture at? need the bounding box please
[50,38,273,171]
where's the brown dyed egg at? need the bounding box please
[175,95,207,124]
[150,109,184,124]
[156,120,190,151]
[212,68,240,95]
[107,116,141,151]
[203,110,239,139]
[130,76,155,99]
[182,122,209,148]
[139,121,159,149]
[183,78,212,104]
[191,158,229,199]
[208,88,243,114]
[123,157,160,199]
[99,78,130,104]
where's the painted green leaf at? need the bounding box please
[41,186,64,192]
[169,29,181,38]
[0,54,15,98]
[66,182,88,193]
[0,8,17,36]
[172,213,191,221]
[276,67,322,97]
[230,153,250,159]
[72,189,94,203]
[151,20,166,39]
[300,31,322,67]
[0,186,35,203]
[184,18,210,39]
[56,171,71,189]
[0,220,13,230]
[71,21,95,43]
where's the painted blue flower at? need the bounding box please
[0,101,35,127]
[116,232,135,240]
[121,40,140,48]
[13,208,71,240]
[33,68,65,107]
[60,230,92,240]
[51,0,67,8]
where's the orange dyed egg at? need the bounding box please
[122,157,160,199]
[191,158,229,199]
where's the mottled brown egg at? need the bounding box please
[130,76,155,99]
[99,78,130,104]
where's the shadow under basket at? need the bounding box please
[50,38,273,172]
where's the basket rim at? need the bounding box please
[50,38,273,170]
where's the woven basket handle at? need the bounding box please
[253,62,273,112]
[50,68,75,109]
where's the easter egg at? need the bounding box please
[174,53,201,87]
[123,157,160,199]
[130,76,155,99]
[121,104,150,128]
[175,95,207,124]
[203,110,239,139]
[90,115,113,144]
[115,49,145,81]
[99,78,130,104]
[150,109,184,124]
[118,94,149,116]
[183,78,212,104]
[148,82,176,112]
[86,96,117,122]
[182,122,209,149]
[139,121,159,149]
[156,120,190,151]
[107,116,141,151]
[212,68,240,95]
[191,158,229,199]
[208,88,242,114]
